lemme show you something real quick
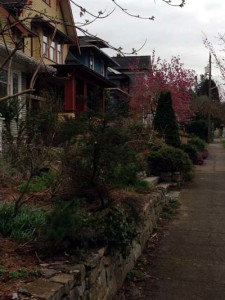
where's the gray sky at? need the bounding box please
[72,0,225,81]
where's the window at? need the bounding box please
[0,69,8,98]
[43,35,63,64]
[90,53,94,70]
[43,35,48,55]
[50,41,56,61]
[57,44,62,64]
[100,60,105,76]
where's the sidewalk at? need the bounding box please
[122,139,225,299]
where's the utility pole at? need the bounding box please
[208,53,212,142]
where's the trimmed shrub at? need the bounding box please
[148,145,193,180]
[153,91,180,147]
[181,143,199,164]
[188,137,206,152]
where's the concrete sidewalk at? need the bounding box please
[127,139,225,300]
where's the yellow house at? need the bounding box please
[0,0,79,141]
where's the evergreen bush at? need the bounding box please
[186,120,208,141]
[148,145,193,180]
[153,91,180,147]
[43,198,87,250]
[188,137,206,152]
[181,143,199,164]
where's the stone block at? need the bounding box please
[50,274,75,293]
[132,242,142,262]
[41,269,60,279]
[19,279,64,300]
[56,264,85,285]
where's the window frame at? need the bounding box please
[42,35,63,64]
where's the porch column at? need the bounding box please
[0,117,4,153]
[83,82,88,112]
[102,91,105,113]
[65,76,76,113]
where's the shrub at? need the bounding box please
[153,91,180,147]
[181,143,199,164]
[103,205,136,257]
[186,120,208,141]
[43,198,87,250]
[61,118,141,206]
[188,137,206,152]
[0,203,46,242]
[148,145,193,180]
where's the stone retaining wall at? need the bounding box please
[18,188,169,300]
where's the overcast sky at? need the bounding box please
[72,0,225,82]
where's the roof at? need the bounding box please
[112,55,151,71]
[0,5,36,37]
[69,43,119,67]
[59,0,79,48]
[32,17,76,44]
[0,43,56,73]
[0,0,27,9]
[78,36,109,48]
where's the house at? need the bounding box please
[0,0,79,142]
[54,36,122,116]
[108,55,151,94]
[107,55,151,119]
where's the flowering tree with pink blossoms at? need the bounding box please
[130,51,196,123]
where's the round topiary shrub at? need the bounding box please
[148,145,193,180]
[188,137,206,152]
[181,143,199,165]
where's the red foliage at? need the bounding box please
[130,51,196,122]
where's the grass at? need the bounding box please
[0,203,47,242]
[9,268,42,280]
[221,140,225,148]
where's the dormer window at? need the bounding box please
[90,53,94,70]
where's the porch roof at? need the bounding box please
[54,64,115,88]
